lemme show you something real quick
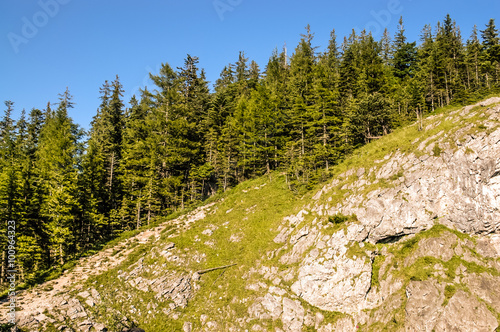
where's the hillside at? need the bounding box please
[2,96,500,331]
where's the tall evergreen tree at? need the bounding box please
[0,101,18,282]
[481,19,499,48]
[287,24,318,183]
[481,19,500,87]
[465,25,483,90]
[37,90,82,264]
[82,76,125,239]
[15,108,46,279]
[119,93,154,229]
[393,17,418,80]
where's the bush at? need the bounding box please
[433,144,442,157]
[0,323,15,332]
[328,213,350,224]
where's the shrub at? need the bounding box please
[328,213,349,224]
[433,144,442,157]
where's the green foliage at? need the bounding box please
[0,323,15,332]
[328,213,349,224]
[371,253,385,289]
[442,284,457,306]
[346,241,369,261]
[82,173,299,330]
[432,144,442,156]
[322,213,358,235]
[2,15,500,292]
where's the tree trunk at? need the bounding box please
[274,145,278,169]
[444,72,450,105]
[1,250,5,284]
[475,55,479,87]
[136,190,141,229]
[430,73,435,112]
[301,123,305,156]
[323,108,328,171]
[109,151,115,207]
[466,65,470,89]
[59,243,64,265]
[147,180,152,226]
[265,132,270,174]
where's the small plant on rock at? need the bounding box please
[328,213,349,224]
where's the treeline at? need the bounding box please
[1,15,499,284]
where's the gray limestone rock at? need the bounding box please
[434,290,498,331]
[405,280,445,331]
[281,298,305,332]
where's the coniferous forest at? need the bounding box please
[1,15,500,286]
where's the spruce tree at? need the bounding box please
[0,101,18,283]
[480,19,500,87]
[481,19,499,48]
[465,25,483,90]
[287,25,317,183]
[119,93,153,229]
[393,17,417,80]
[82,76,125,239]
[37,90,82,265]
[15,109,44,280]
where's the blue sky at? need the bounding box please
[1,0,498,130]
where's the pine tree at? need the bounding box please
[15,109,45,280]
[206,65,236,192]
[235,51,250,85]
[417,24,438,110]
[20,108,46,275]
[380,28,392,66]
[287,25,318,183]
[339,30,362,101]
[393,17,418,80]
[176,55,211,204]
[37,90,83,265]
[480,19,500,87]
[481,19,499,48]
[434,15,465,104]
[263,47,290,172]
[119,93,153,229]
[465,25,483,90]
[0,101,18,283]
[391,17,418,121]
[82,76,125,239]
[248,60,260,89]
[312,29,342,171]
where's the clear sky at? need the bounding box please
[1,0,498,130]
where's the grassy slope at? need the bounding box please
[82,174,302,331]
[52,96,500,331]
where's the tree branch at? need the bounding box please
[196,263,237,275]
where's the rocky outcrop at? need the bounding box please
[333,103,500,243]
[290,223,372,314]
[0,204,215,331]
[3,99,500,331]
[252,98,500,330]
[299,98,500,247]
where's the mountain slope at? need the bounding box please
[2,97,500,331]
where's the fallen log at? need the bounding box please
[196,263,237,275]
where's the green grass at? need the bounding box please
[364,220,500,330]
[346,241,370,261]
[370,253,386,290]
[432,143,442,157]
[83,173,303,330]
[32,95,500,331]
[313,98,500,211]
[442,284,457,306]
[322,213,358,235]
